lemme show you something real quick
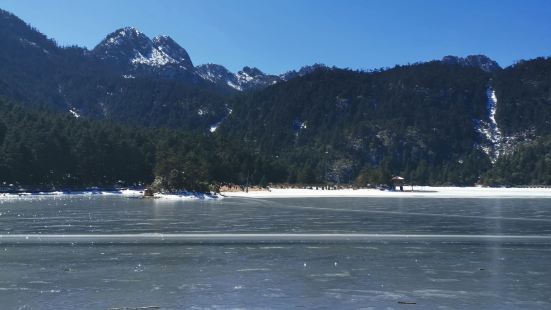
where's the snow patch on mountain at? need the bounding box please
[292,119,308,137]
[151,35,193,68]
[105,27,142,45]
[69,108,80,118]
[208,106,232,133]
[195,63,242,90]
[236,69,256,83]
[197,68,221,83]
[226,81,242,91]
[196,64,329,91]
[131,48,176,67]
[195,64,277,91]
[476,86,502,161]
[210,121,222,133]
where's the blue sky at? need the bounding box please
[1,0,550,74]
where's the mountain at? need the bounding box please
[195,64,239,89]
[196,63,329,91]
[221,62,494,185]
[233,66,280,90]
[441,55,501,72]
[91,27,294,91]
[92,27,196,81]
[0,10,229,130]
[1,8,550,188]
[195,64,281,91]
[91,26,333,92]
[218,57,551,186]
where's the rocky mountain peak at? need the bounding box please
[151,35,193,68]
[195,63,237,88]
[103,27,149,46]
[93,27,152,62]
[239,66,265,78]
[92,27,194,79]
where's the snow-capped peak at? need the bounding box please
[195,64,283,91]
[92,27,194,78]
[117,26,142,36]
[195,63,330,91]
[102,27,147,46]
[235,67,265,83]
[93,27,152,61]
[95,26,329,90]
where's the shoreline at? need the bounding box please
[0,189,221,200]
[221,186,551,199]
[2,186,551,200]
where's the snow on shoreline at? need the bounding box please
[153,192,221,200]
[221,187,551,199]
[2,187,550,200]
[0,189,221,200]
[0,189,143,200]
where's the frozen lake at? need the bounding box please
[1,196,551,309]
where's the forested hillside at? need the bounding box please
[483,57,551,185]
[0,99,282,190]
[493,57,551,136]
[221,63,493,185]
[483,135,551,185]
[0,9,232,131]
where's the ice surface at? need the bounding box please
[1,196,550,309]
[1,239,550,309]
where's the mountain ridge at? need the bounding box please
[0,7,506,92]
[1,8,549,187]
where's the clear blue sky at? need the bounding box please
[1,0,550,74]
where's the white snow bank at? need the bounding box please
[0,189,222,201]
[154,192,222,200]
[0,189,144,200]
[221,187,551,199]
